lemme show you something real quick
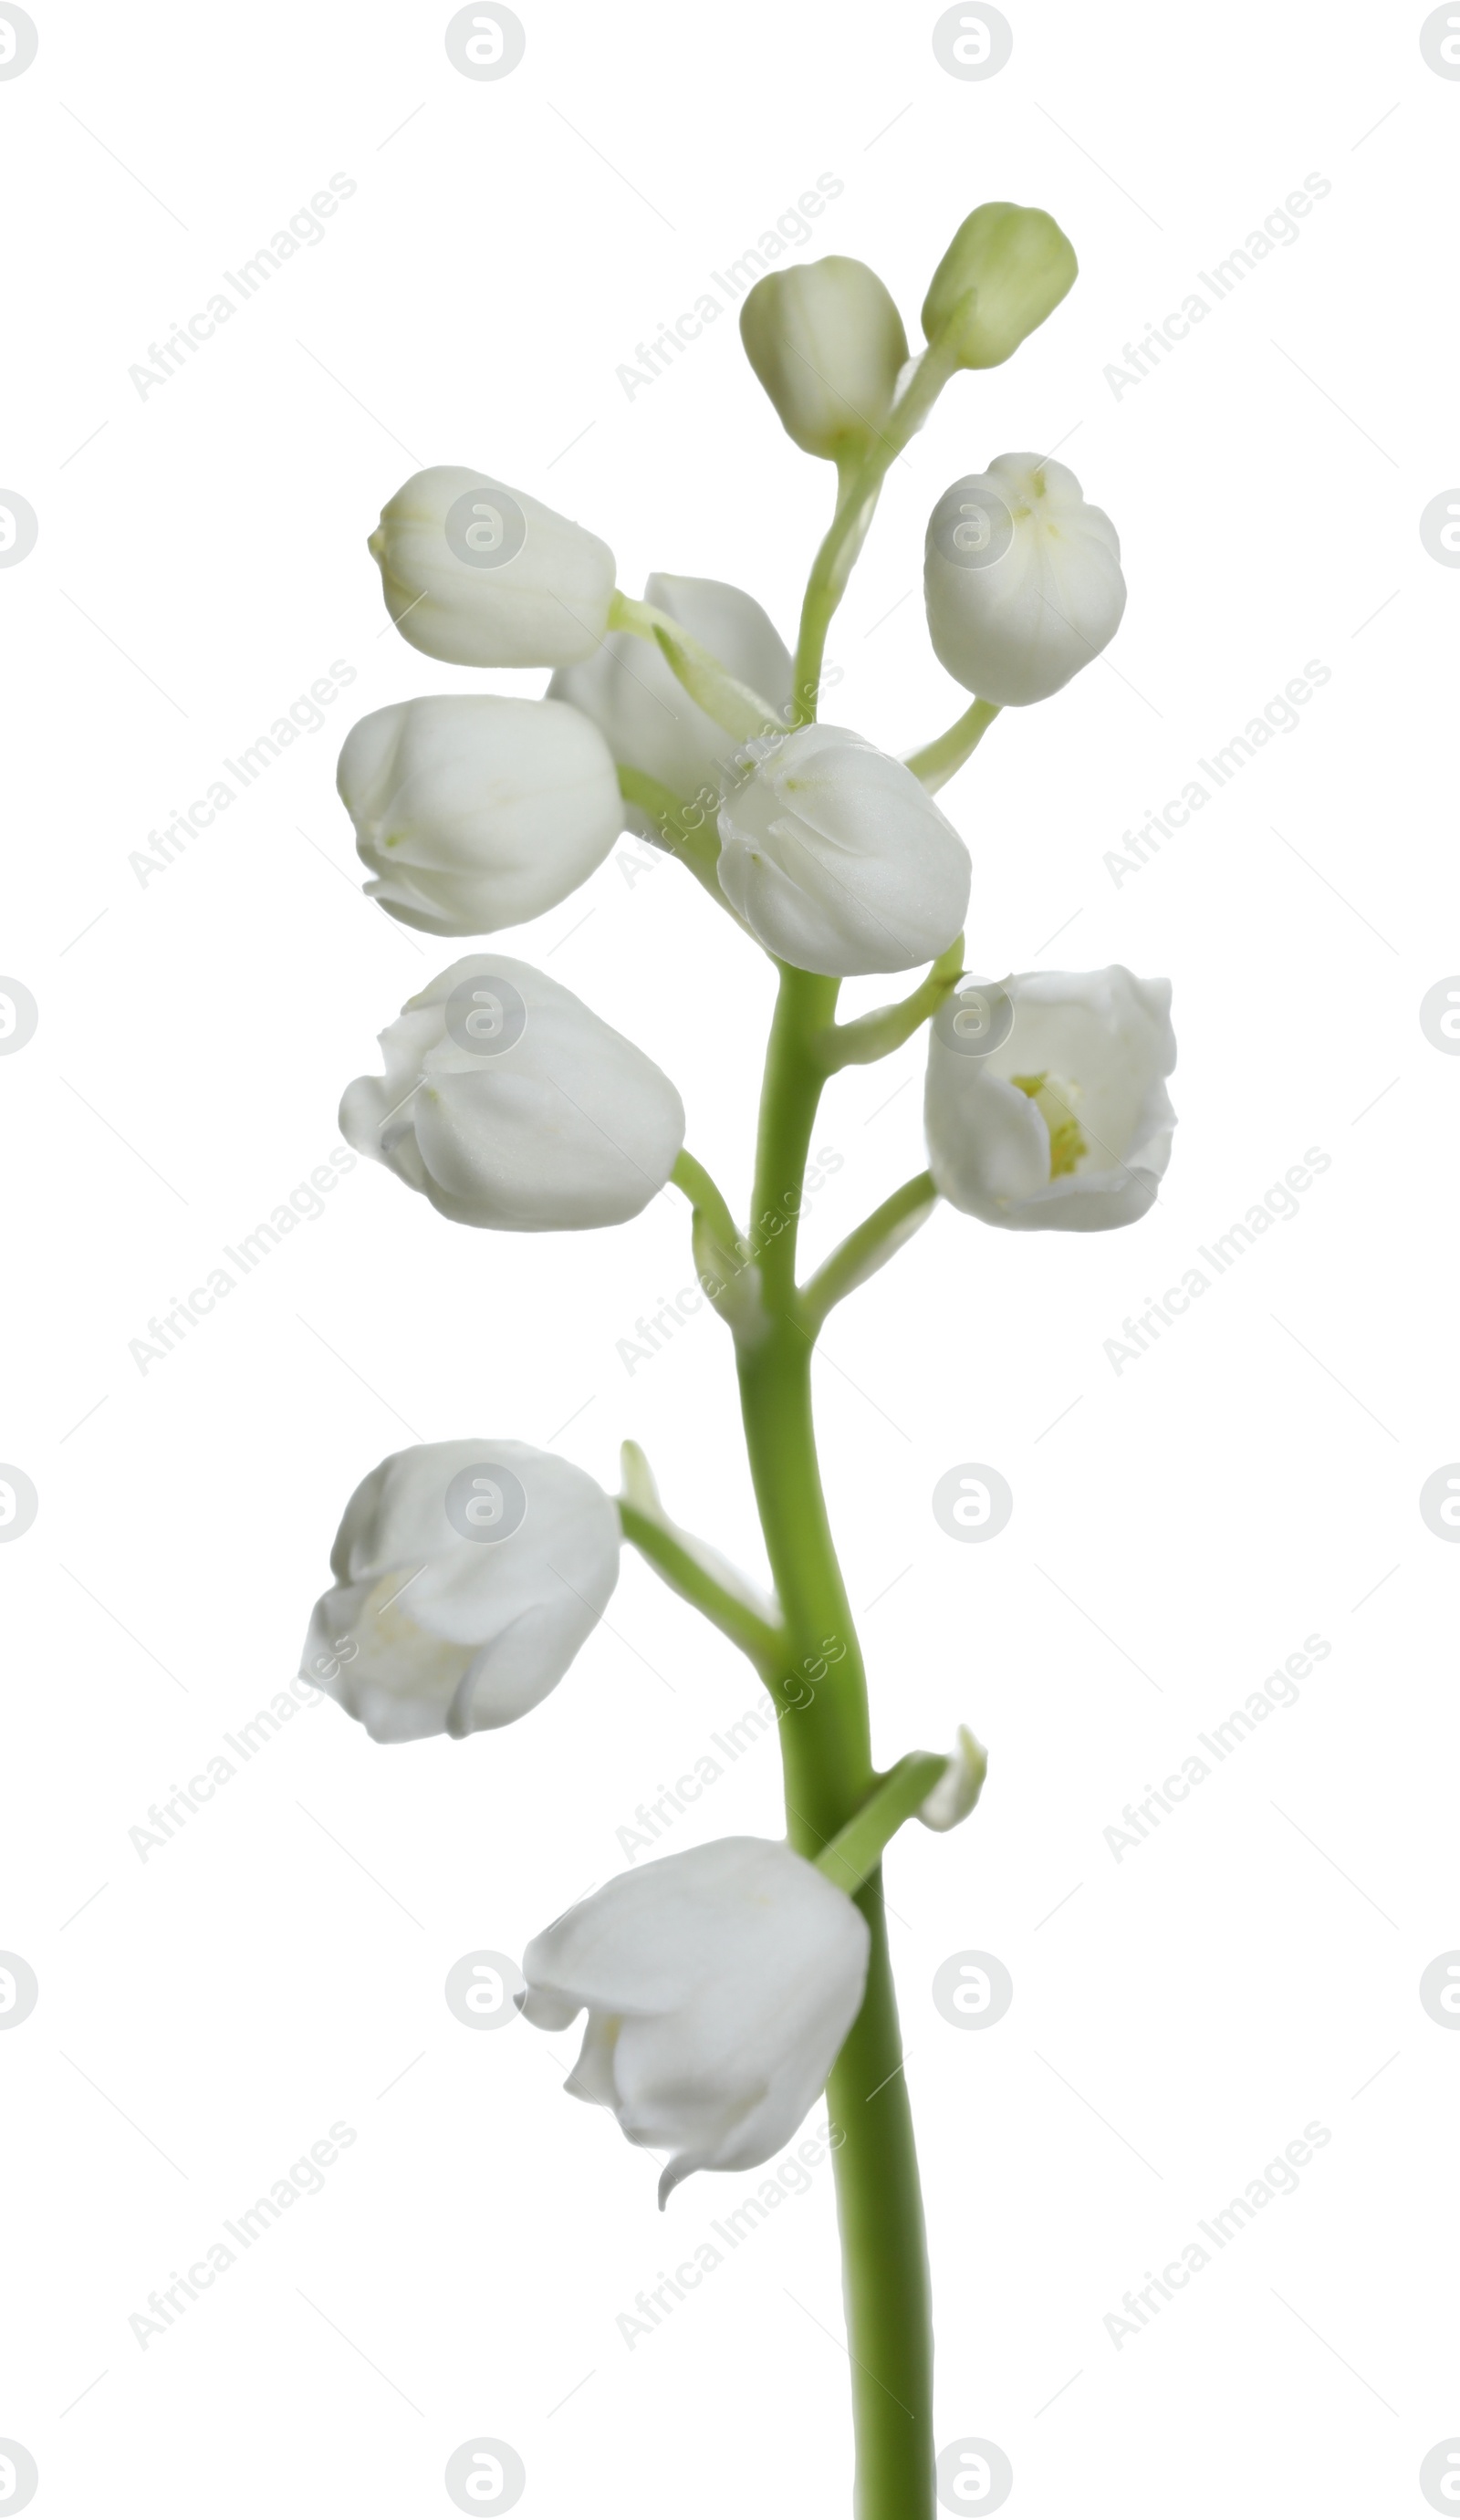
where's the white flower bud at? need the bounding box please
[337,696,622,937]
[925,966,1176,1231]
[339,953,685,1230]
[368,465,616,667]
[924,454,1126,705]
[522,1836,870,2204]
[739,257,910,460]
[549,573,792,831]
[300,1440,620,1741]
[715,724,970,977]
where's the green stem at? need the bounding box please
[815,1753,949,1895]
[617,1500,784,1673]
[735,964,934,2519]
[672,1148,746,1261]
[826,1898,933,2517]
[791,343,956,724]
[814,936,965,1071]
[671,1148,767,1337]
[904,696,1002,793]
[801,1172,939,1335]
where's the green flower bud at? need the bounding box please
[921,203,1077,370]
[739,256,910,461]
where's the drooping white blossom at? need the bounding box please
[338,695,623,936]
[522,1836,870,2203]
[301,1440,620,1741]
[339,954,685,1230]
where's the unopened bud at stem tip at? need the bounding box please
[922,203,1077,370]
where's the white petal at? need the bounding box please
[925,454,1127,706]
[926,965,1177,1233]
[549,572,792,821]
[521,1838,870,2199]
[300,1578,474,1744]
[563,2009,623,2108]
[339,695,621,937]
[304,1440,620,1740]
[342,954,685,1232]
[370,466,615,668]
[924,1066,1050,1214]
[716,724,970,976]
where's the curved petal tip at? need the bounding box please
[657,2152,702,2212]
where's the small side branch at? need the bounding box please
[618,1442,784,1673]
[800,1174,939,1334]
[814,938,965,1071]
[814,1754,952,1896]
[672,1150,768,1341]
[672,1148,744,1259]
[789,341,958,725]
[904,697,1002,794]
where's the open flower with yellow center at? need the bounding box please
[924,966,1175,1230]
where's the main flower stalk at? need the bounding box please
[736,965,934,2518]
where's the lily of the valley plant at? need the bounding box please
[304,203,1176,2517]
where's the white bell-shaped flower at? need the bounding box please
[924,455,1125,706]
[925,966,1176,1230]
[369,465,616,667]
[715,723,970,977]
[339,953,685,1230]
[300,1440,620,1742]
[522,1836,870,2204]
[338,695,623,936]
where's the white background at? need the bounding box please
[3,1,1458,2513]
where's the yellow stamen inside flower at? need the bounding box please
[1012,1071,1088,1179]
